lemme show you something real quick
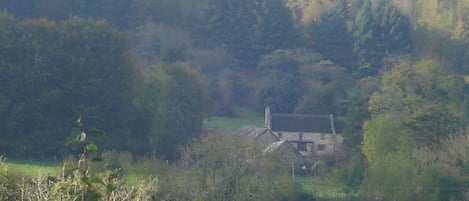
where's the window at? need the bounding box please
[298,142,307,151]
[318,144,326,151]
[278,132,283,139]
[320,133,325,140]
[299,133,303,141]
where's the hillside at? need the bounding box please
[0,0,468,200]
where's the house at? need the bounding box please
[264,106,345,155]
[235,125,302,164]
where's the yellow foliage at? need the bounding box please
[416,0,466,33]
[0,156,7,175]
[452,19,469,42]
[301,0,325,26]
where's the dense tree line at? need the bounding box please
[0,13,211,159]
[0,13,145,157]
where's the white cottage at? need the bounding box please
[264,106,345,155]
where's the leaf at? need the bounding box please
[88,128,106,137]
[88,176,104,185]
[87,144,98,153]
[81,177,92,187]
[66,168,79,172]
[66,139,80,146]
[105,184,117,193]
[85,189,102,201]
[76,116,83,128]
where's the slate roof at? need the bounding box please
[235,125,302,162]
[271,113,345,133]
[235,125,281,148]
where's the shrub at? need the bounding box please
[0,156,20,201]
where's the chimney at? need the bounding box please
[265,106,271,129]
[329,114,336,135]
[330,113,337,153]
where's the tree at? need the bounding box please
[0,15,144,158]
[203,0,300,67]
[366,59,467,148]
[142,62,212,160]
[362,58,469,200]
[0,0,132,27]
[309,1,355,69]
[352,0,413,77]
[255,50,306,113]
[343,97,370,149]
[158,131,297,201]
[414,130,469,201]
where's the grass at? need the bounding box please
[3,158,160,185]
[295,176,358,200]
[203,116,263,132]
[204,106,264,132]
[3,159,59,176]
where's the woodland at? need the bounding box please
[0,0,469,200]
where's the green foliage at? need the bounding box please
[335,151,365,194]
[203,0,300,67]
[352,0,412,77]
[12,165,158,201]
[368,59,467,147]
[133,22,192,63]
[343,97,369,149]
[362,113,412,162]
[0,14,144,158]
[0,156,20,201]
[14,117,158,201]
[309,2,355,69]
[413,130,469,201]
[255,50,307,112]
[0,0,132,27]
[295,81,348,114]
[158,131,298,201]
[139,62,212,160]
[0,120,159,200]
[363,58,469,200]
[69,117,109,201]
[364,152,417,201]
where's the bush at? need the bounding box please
[157,132,298,201]
[0,156,20,201]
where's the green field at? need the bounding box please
[203,107,264,132]
[203,116,263,132]
[3,159,59,176]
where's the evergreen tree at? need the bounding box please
[353,0,380,77]
[352,0,412,77]
[203,0,300,67]
[310,5,355,69]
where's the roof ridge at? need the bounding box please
[272,113,331,118]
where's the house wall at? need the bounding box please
[273,131,343,155]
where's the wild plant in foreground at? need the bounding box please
[13,117,158,201]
